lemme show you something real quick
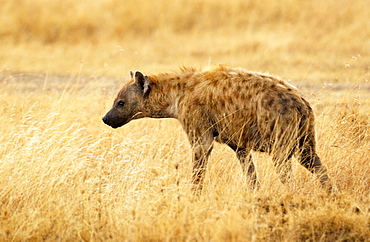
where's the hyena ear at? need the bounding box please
[134,71,150,96]
[129,70,134,80]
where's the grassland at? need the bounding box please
[1,0,370,241]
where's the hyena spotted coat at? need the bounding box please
[103,66,331,191]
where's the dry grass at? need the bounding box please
[0,0,370,241]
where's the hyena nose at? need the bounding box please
[102,116,109,125]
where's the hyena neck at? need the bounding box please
[144,74,181,120]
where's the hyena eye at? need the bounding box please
[117,101,125,107]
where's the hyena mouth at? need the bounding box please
[131,112,143,119]
[109,120,129,129]
[103,113,143,129]
[102,117,130,129]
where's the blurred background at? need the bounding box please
[0,0,369,82]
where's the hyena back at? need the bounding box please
[102,66,331,192]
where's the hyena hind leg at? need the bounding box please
[299,146,332,192]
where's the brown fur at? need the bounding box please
[103,65,331,192]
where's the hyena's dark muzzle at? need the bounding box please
[102,114,111,126]
[102,110,128,129]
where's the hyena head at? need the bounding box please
[102,70,150,128]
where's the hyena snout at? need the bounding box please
[102,115,109,125]
[102,111,122,129]
[102,108,133,128]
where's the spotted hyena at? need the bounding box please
[102,66,331,192]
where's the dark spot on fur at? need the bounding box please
[178,96,184,104]
[252,82,259,89]
[208,92,213,101]
[280,96,290,106]
[270,122,275,132]
[233,91,240,99]
[280,106,289,115]
[296,105,303,113]
[177,83,182,90]
[267,99,274,107]
[239,92,245,100]
[194,98,202,106]
[227,96,233,104]
[209,81,217,87]
[244,74,253,81]
[212,129,219,137]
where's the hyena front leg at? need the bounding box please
[228,145,258,189]
[188,131,214,193]
[236,149,259,189]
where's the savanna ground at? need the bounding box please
[0,0,370,241]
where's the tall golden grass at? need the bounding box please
[0,0,370,240]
